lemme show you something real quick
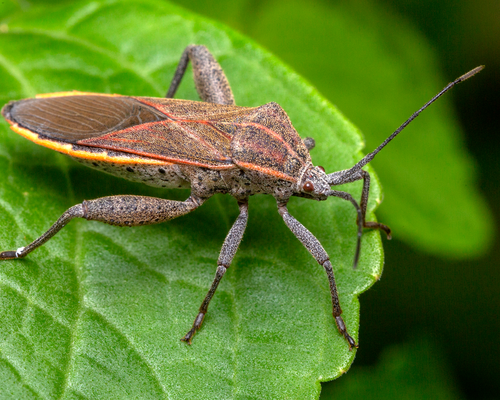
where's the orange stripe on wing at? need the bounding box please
[35,91,121,99]
[10,123,171,166]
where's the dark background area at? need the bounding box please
[355,2,499,399]
[169,0,500,398]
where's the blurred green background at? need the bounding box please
[165,0,499,399]
[0,0,498,398]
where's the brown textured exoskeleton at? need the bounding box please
[0,45,483,349]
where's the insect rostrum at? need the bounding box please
[0,45,482,350]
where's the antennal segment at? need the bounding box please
[340,65,484,179]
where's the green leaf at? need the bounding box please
[0,0,382,398]
[321,336,465,400]
[172,0,493,258]
[0,0,19,21]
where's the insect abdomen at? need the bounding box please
[75,156,190,189]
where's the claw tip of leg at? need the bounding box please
[347,336,358,350]
[1,251,18,260]
[180,336,192,345]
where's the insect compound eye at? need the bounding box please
[317,166,325,172]
[303,181,314,192]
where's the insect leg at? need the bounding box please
[302,137,316,151]
[0,195,204,260]
[358,170,391,238]
[278,203,358,350]
[182,200,248,344]
[328,170,391,238]
[166,45,235,105]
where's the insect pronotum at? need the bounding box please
[0,45,483,349]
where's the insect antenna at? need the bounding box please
[326,66,483,269]
[338,65,484,181]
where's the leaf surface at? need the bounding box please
[0,1,382,398]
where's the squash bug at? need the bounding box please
[0,45,483,349]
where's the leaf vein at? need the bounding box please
[0,354,45,400]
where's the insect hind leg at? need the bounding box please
[0,195,204,260]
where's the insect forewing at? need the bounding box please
[2,93,255,169]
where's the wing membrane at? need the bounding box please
[79,120,234,168]
[6,95,167,141]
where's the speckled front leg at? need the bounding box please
[0,195,204,260]
[182,200,248,344]
[329,169,391,239]
[166,45,235,105]
[278,202,358,350]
